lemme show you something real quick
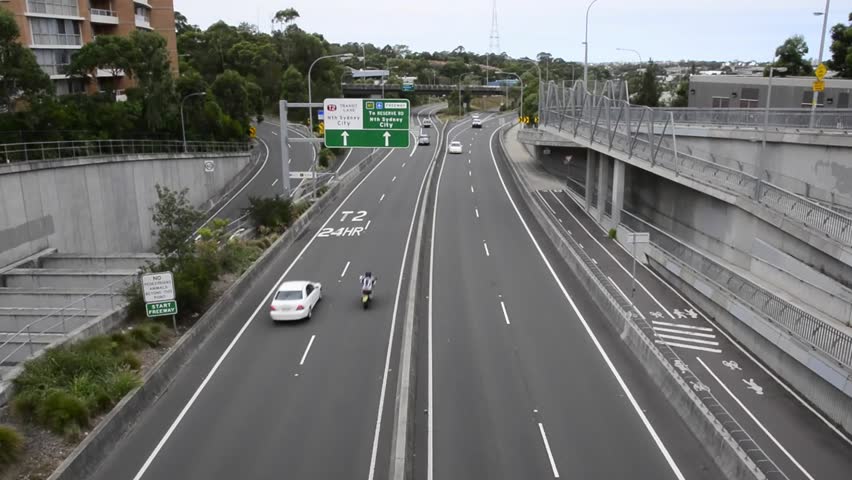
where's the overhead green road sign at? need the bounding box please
[323,98,410,149]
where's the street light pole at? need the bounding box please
[180,92,205,153]
[809,0,831,128]
[762,66,786,149]
[616,47,642,64]
[583,0,599,89]
[497,71,524,121]
[308,53,353,135]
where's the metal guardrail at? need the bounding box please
[0,274,137,367]
[0,139,251,164]
[540,82,852,248]
[90,8,117,16]
[619,211,852,369]
[650,108,852,130]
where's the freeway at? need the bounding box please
[534,186,852,479]
[412,114,724,479]
[89,106,443,480]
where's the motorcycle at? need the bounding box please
[361,290,372,309]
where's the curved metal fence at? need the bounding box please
[1,139,252,164]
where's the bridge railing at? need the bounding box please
[0,139,252,164]
[648,107,852,130]
[341,83,507,92]
[540,82,852,248]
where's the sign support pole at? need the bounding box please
[279,100,291,198]
[171,314,178,335]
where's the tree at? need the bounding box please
[671,78,690,107]
[827,13,852,78]
[151,185,202,267]
[634,60,660,107]
[280,65,306,120]
[211,70,250,125]
[68,35,134,92]
[273,8,300,28]
[127,31,175,130]
[174,11,198,35]
[772,35,813,76]
[0,9,52,109]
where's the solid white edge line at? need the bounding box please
[131,148,398,480]
[652,321,714,332]
[606,276,646,320]
[483,242,490,257]
[367,115,443,480]
[428,119,469,480]
[410,131,419,158]
[335,148,355,173]
[299,335,316,366]
[500,301,511,325]
[653,327,716,339]
[655,333,719,346]
[272,178,279,187]
[548,192,675,319]
[538,423,560,478]
[655,341,722,354]
[340,261,350,278]
[488,126,686,480]
[560,184,852,445]
[696,357,815,480]
[538,192,557,214]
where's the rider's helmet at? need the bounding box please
[365,272,372,277]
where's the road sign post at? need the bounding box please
[142,272,178,333]
[323,99,410,149]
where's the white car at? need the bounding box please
[448,141,463,154]
[471,118,482,128]
[422,118,432,128]
[270,281,322,321]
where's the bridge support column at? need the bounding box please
[585,149,595,211]
[596,153,610,223]
[610,158,625,230]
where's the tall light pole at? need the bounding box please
[308,53,353,134]
[809,0,831,128]
[583,0,599,90]
[616,47,642,64]
[497,71,524,121]
[180,91,205,153]
[456,75,464,116]
[763,66,787,148]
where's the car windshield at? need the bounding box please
[275,290,303,301]
[451,142,461,146]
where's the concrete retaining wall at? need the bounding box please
[648,249,852,436]
[500,126,764,480]
[43,144,387,480]
[0,151,252,267]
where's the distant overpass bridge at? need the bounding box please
[341,83,508,96]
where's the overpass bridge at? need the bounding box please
[341,83,508,96]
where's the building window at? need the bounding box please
[740,87,759,108]
[711,96,730,108]
[54,78,85,95]
[29,17,81,46]
[27,0,79,17]
[837,92,849,109]
[33,49,72,76]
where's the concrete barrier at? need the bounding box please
[44,147,388,480]
[497,126,770,480]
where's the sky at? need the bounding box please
[174,0,849,63]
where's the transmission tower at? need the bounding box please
[487,0,500,83]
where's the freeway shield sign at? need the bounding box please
[323,98,410,149]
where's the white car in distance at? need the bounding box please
[270,281,322,321]
[448,141,463,154]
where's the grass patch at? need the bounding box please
[9,323,163,437]
[0,425,24,469]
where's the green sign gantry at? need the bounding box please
[146,300,178,317]
[323,98,410,149]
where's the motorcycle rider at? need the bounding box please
[359,272,376,297]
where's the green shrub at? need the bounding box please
[124,281,146,318]
[247,195,293,231]
[317,186,329,197]
[101,369,141,404]
[36,390,89,437]
[318,147,334,168]
[0,425,24,468]
[221,240,263,274]
[173,256,215,313]
[608,228,617,240]
[291,201,310,219]
[119,351,142,370]
[130,322,164,348]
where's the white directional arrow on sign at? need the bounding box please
[383,131,391,147]
[341,131,349,147]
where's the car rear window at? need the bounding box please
[276,290,303,300]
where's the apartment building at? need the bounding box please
[1,0,178,95]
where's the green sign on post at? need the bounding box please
[323,98,410,149]
[146,300,178,317]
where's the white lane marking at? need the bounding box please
[392,176,397,182]
[653,327,716,339]
[272,178,279,187]
[607,276,646,320]
[288,144,292,148]
[475,208,480,218]
[591,258,598,264]
[367,124,440,480]
[410,132,419,158]
[470,185,475,193]
[468,158,471,164]
[468,170,471,176]
[538,423,560,478]
[579,243,585,249]
[335,148,354,173]
[130,148,398,480]
[428,119,470,480]
[548,192,675,319]
[379,194,386,203]
[365,220,372,231]
[655,341,722,353]
[299,335,316,365]
[340,261,350,278]
[483,242,490,257]
[538,192,557,213]
[271,131,278,136]
[655,333,718,346]
[652,320,714,332]
[500,301,511,325]
[402,162,406,168]
[195,137,270,234]
[697,357,816,479]
[488,127,686,479]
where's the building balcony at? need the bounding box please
[134,0,152,8]
[135,15,152,30]
[31,33,82,48]
[26,0,80,18]
[96,69,126,78]
[90,9,119,25]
